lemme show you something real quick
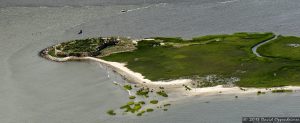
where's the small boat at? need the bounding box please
[78,30,83,34]
[121,9,127,13]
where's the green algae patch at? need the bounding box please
[163,103,171,107]
[129,96,136,99]
[138,101,145,105]
[124,85,132,90]
[127,101,134,105]
[156,91,168,97]
[136,88,149,97]
[137,110,146,116]
[150,100,158,104]
[146,108,154,112]
[107,110,116,116]
[133,104,142,111]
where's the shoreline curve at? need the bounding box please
[40,50,300,97]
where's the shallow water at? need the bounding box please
[1,0,300,122]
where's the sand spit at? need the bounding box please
[40,51,300,97]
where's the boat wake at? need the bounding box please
[120,3,167,14]
[65,3,167,34]
[218,0,239,4]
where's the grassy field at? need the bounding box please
[258,35,300,60]
[101,32,300,87]
[45,32,300,88]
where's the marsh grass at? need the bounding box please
[103,33,300,87]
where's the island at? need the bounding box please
[40,32,300,116]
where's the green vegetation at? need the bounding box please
[123,85,132,90]
[120,102,142,113]
[60,38,104,53]
[146,108,154,112]
[136,88,149,97]
[258,36,300,60]
[129,96,136,99]
[102,32,300,87]
[156,91,168,97]
[150,100,158,104]
[43,32,300,117]
[107,110,116,116]
[45,32,300,88]
[126,101,134,105]
[138,101,145,105]
[133,103,142,111]
[112,86,170,116]
[118,99,164,116]
[272,89,293,93]
[48,48,56,56]
[137,110,146,116]
[45,37,135,58]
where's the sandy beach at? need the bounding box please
[42,53,300,97]
[3,1,300,122]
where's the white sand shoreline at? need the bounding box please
[43,53,300,96]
